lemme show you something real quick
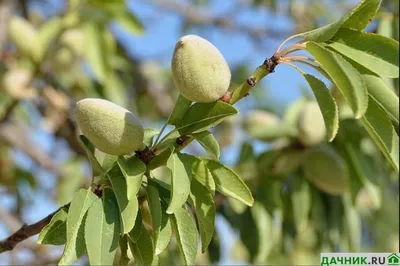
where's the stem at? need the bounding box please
[152,121,169,148]
[275,33,305,54]
[279,61,305,74]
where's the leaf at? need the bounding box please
[360,96,399,171]
[108,165,139,234]
[59,189,98,265]
[193,131,220,160]
[329,28,399,78]
[302,74,339,141]
[148,146,175,170]
[291,177,311,233]
[202,158,254,206]
[155,204,172,255]
[166,153,192,214]
[343,194,361,252]
[188,178,215,253]
[168,94,192,126]
[178,101,238,135]
[147,181,162,246]
[37,208,67,245]
[306,42,368,118]
[251,202,273,264]
[102,154,118,172]
[301,0,381,42]
[115,11,144,36]
[128,210,143,243]
[118,156,146,200]
[79,135,103,177]
[171,206,198,265]
[128,226,158,265]
[143,128,160,147]
[33,18,62,62]
[340,57,399,126]
[85,189,120,265]
[83,22,109,82]
[180,154,215,193]
[119,235,130,266]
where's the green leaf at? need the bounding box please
[143,128,160,147]
[329,28,399,78]
[85,189,120,265]
[193,131,220,160]
[155,204,172,255]
[128,225,158,265]
[148,146,175,170]
[306,42,368,118]
[343,194,361,252]
[302,74,339,141]
[33,18,62,62]
[180,154,215,193]
[119,235,130,266]
[108,166,139,234]
[102,154,118,172]
[128,210,143,243]
[83,22,109,82]
[188,178,215,253]
[59,189,98,265]
[171,206,199,266]
[251,202,273,264]
[340,57,399,126]
[37,208,67,245]
[202,158,254,206]
[178,101,238,135]
[79,135,103,177]
[115,11,144,36]
[118,156,146,200]
[168,94,192,126]
[147,181,162,246]
[301,0,381,42]
[360,96,399,171]
[291,177,311,233]
[166,153,192,214]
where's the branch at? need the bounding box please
[0,204,70,253]
[0,99,19,123]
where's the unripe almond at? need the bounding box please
[302,146,347,195]
[171,35,231,102]
[297,102,326,146]
[243,110,282,141]
[75,98,144,155]
[8,16,37,57]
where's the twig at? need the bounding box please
[0,203,70,253]
[0,99,19,123]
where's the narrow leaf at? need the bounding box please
[128,210,143,243]
[360,96,399,171]
[193,131,220,160]
[180,154,215,193]
[128,226,158,265]
[143,128,160,147]
[329,28,399,78]
[59,189,98,265]
[33,18,62,62]
[302,0,381,42]
[108,165,139,234]
[116,11,144,36]
[119,235,130,266]
[189,178,215,253]
[155,204,172,255]
[79,135,103,177]
[291,177,311,233]
[178,101,238,135]
[118,156,146,200]
[37,208,67,245]
[171,206,198,265]
[168,93,192,126]
[85,189,120,265]
[251,202,273,264]
[306,42,368,118]
[166,153,192,214]
[147,181,162,246]
[202,158,254,206]
[302,74,339,141]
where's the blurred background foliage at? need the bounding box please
[0,0,398,265]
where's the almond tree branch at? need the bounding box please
[0,204,70,253]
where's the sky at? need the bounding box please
[0,0,332,264]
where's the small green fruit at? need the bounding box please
[171,35,231,102]
[75,98,144,155]
[297,102,326,146]
[243,110,282,141]
[302,146,347,195]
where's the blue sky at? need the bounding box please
[0,0,333,264]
